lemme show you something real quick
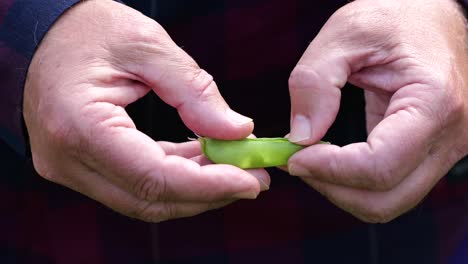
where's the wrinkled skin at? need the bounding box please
[24,0,270,223]
[288,0,468,223]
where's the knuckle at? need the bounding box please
[31,154,54,181]
[422,74,465,128]
[187,68,216,102]
[334,2,397,35]
[328,196,395,224]
[31,156,65,186]
[328,2,400,55]
[125,19,166,44]
[162,202,176,221]
[131,201,173,223]
[288,65,319,93]
[133,172,167,202]
[45,120,74,149]
[330,196,395,224]
[370,169,396,191]
[366,151,398,191]
[360,203,397,224]
[443,90,464,125]
[132,201,162,223]
[114,20,173,65]
[28,141,63,184]
[328,150,346,184]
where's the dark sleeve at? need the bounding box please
[459,0,467,15]
[0,0,81,156]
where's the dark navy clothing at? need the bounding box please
[1,1,468,263]
[0,0,80,155]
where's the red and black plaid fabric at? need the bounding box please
[1,1,468,263]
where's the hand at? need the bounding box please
[23,0,270,222]
[287,0,467,222]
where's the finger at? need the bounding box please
[190,153,271,190]
[288,17,353,144]
[117,24,253,139]
[288,6,398,145]
[288,56,346,144]
[289,86,439,191]
[78,115,269,202]
[364,90,391,134]
[86,76,152,107]
[300,148,452,223]
[160,155,271,196]
[134,199,236,223]
[190,154,212,166]
[157,140,201,158]
[59,163,236,222]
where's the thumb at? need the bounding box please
[288,46,349,144]
[288,2,402,145]
[119,24,253,139]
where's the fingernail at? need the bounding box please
[227,109,253,126]
[233,190,258,199]
[232,173,270,199]
[252,171,270,191]
[288,163,309,177]
[257,177,270,191]
[289,115,311,143]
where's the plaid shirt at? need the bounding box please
[1,0,468,263]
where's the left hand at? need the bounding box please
[23,0,269,223]
[287,0,468,223]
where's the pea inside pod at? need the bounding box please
[199,137,326,169]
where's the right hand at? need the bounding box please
[287,0,467,222]
[23,0,270,222]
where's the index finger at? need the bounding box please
[114,21,254,140]
[288,84,439,191]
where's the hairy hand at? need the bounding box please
[287,0,467,222]
[24,0,270,222]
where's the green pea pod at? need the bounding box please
[199,137,326,169]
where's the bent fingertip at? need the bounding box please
[259,179,270,191]
[289,114,312,144]
[256,171,271,191]
[246,168,270,192]
[232,170,270,198]
[227,108,253,126]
